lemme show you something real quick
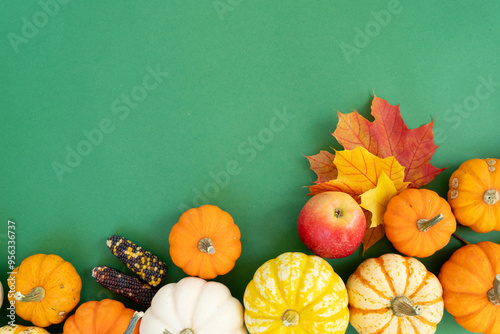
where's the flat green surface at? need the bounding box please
[1,1,500,333]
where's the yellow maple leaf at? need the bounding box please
[360,172,409,228]
[309,146,408,198]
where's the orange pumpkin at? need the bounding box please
[439,241,500,334]
[7,254,82,327]
[384,188,456,257]
[448,158,500,233]
[63,299,141,334]
[169,205,242,279]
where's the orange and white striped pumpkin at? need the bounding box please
[0,325,50,334]
[243,252,349,333]
[346,253,443,334]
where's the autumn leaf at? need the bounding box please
[358,210,385,255]
[332,95,446,188]
[305,150,337,184]
[360,172,409,228]
[308,146,407,198]
[334,110,379,156]
[362,224,385,255]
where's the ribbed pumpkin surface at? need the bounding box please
[384,188,456,258]
[346,253,443,334]
[243,252,349,334]
[169,205,241,279]
[63,299,140,334]
[439,241,500,334]
[448,158,500,233]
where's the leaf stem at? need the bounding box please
[452,233,470,245]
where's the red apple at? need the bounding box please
[297,191,366,258]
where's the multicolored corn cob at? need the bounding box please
[92,266,157,308]
[106,235,167,286]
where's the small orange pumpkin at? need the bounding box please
[384,188,456,257]
[169,205,242,279]
[448,158,500,233]
[438,241,500,334]
[7,254,82,327]
[63,299,141,334]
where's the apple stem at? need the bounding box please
[416,213,443,232]
[334,208,343,218]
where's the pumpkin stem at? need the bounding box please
[487,274,500,305]
[14,286,45,303]
[483,189,499,205]
[391,296,423,317]
[123,311,144,334]
[180,329,195,334]
[282,309,300,327]
[416,213,444,232]
[198,237,215,254]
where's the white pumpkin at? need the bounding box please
[139,276,246,334]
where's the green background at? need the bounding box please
[1,0,500,333]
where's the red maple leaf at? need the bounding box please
[332,95,446,188]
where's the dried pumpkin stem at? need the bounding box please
[198,237,215,254]
[483,189,499,205]
[416,214,444,232]
[487,274,500,305]
[282,309,300,327]
[14,286,45,302]
[391,296,423,317]
[123,311,144,334]
[162,329,194,334]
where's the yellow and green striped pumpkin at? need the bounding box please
[243,252,349,333]
[346,253,444,334]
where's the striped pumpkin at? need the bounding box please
[243,252,349,333]
[346,253,443,334]
[0,325,50,334]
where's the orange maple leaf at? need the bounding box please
[308,147,409,199]
[305,151,337,184]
